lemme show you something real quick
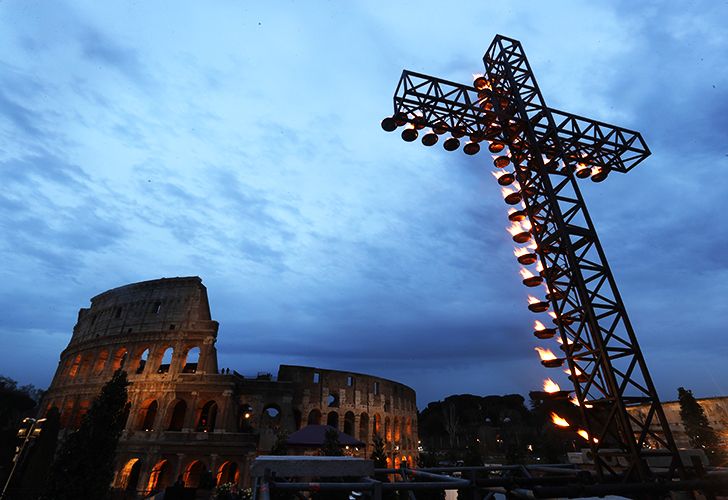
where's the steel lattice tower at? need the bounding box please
[382,35,683,482]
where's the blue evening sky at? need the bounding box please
[1,1,727,407]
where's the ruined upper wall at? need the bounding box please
[47,277,221,416]
[70,276,216,345]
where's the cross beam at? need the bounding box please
[383,35,682,482]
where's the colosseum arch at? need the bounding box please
[373,414,381,436]
[261,404,282,430]
[78,355,92,380]
[167,399,187,431]
[146,459,171,495]
[216,461,239,486]
[293,408,302,430]
[196,400,218,432]
[138,399,158,431]
[60,358,72,378]
[73,400,90,429]
[238,403,254,431]
[118,458,142,492]
[384,416,391,441]
[183,460,207,488]
[157,347,173,374]
[93,349,109,376]
[359,413,369,442]
[68,354,82,379]
[135,348,150,374]
[111,347,128,371]
[394,416,401,442]
[327,411,339,429]
[343,411,355,436]
[61,399,75,428]
[307,409,322,425]
[326,392,340,408]
[182,346,200,373]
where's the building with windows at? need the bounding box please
[40,277,418,496]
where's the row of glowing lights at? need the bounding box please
[490,136,597,444]
[477,74,595,443]
[381,73,608,182]
[383,74,601,442]
[472,73,606,182]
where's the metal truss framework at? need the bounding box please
[386,35,681,482]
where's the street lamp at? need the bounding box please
[0,417,46,500]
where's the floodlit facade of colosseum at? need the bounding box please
[40,277,418,496]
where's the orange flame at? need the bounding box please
[543,378,560,393]
[520,268,535,280]
[514,247,529,258]
[549,311,558,320]
[507,221,523,237]
[577,429,598,442]
[508,220,531,237]
[556,336,574,346]
[563,365,583,376]
[527,295,542,305]
[570,396,594,409]
[501,186,517,199]
[534,320,546,331]
[492,171,505,180]
[534,346,556,361]
[536,260,544,273]
[550,412,570,427]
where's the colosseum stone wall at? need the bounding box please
[40,276,419,495]
[278,365,418,466]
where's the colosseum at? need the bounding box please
[40,276,418,496]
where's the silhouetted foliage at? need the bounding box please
[43,370,129,499]
[463,441,482,466]
[678,387,725,465]
[0,375,42,489]
[270,429,289,456]
[319,427,343,456]
[419,393,536,462]
[16,407,61,499]
[370,434,387,467]
[417,450,438,467]
[418,392,596,465]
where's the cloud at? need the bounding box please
[78,27,149,84]
[0,1,727,406]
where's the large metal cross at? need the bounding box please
[382,35,682,482]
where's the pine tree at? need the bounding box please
[270,428,289,456]
[677,387,725,465]
[43,370,130,499]
[370,434,387,467]
[320,427,344,456]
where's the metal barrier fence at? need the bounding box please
[251,457,728,500]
